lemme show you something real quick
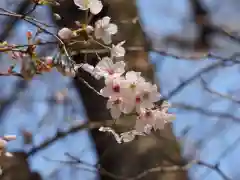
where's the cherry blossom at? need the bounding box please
[135,82,161,112]
[58,27,73,40]
[153,109,175,131]
[121,71,145,93]
[85,25,94,34]
[106,95,137,119]
[100,76,124,100]
[0,0,176,144]
[111,41,126,58]
[106,98,123,119]
[94,16,118,44]
[79,63,102,79]
[94,56,125,78]
[74,0,103,15]
[134,106,174,134]
[135,109,156,133]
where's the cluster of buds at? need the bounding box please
[3,29,80,79]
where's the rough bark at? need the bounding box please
[0,151,42,180]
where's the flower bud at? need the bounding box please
[3,135,16,141]
[58,28,73,40]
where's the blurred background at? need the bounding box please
[0,0,240,180]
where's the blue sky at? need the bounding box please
[137,1,240,179]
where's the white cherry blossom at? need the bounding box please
[85,25,94,34]
[111,41,126,58]
[58,27,73,40]
[153,109,175,131]
[119,71,146,110]
[100,76,124,100]
[94,16,118,44]
[79,63,102,79]
[121,71,145,94]
[135,109,156,133]
[94,56,125,78]
[135,82,161,112]
[106,98,123,119]
[74,0,103,15]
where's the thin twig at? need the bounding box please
[27,120,114,157]
[172,103,240,123]
[200,77,240,104]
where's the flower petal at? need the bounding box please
[107,23,118,34]
[74,0,89,10]
[111,106,121,119]
[102,32,112,44]
[89,0,103,14]
[125,71,140,81]
[95,56,113,71]
[100,86,112,97]
[94,27,104,39]
[102,16,111,27]
[58,28,73,40]
[113,61,125,75]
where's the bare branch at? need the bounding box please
[27,120,115,157]
[200,77,240,104]
[172,103,240,123]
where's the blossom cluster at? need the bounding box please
[86,56,175,134]
[0,0,176,142]
[67,0,175,135]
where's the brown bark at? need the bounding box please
[0,151,42,180]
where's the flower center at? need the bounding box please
[135,96,141,103]
[112,85,120,93]
[145,111,152,117]
[114,99,121,105]
[130,83,136,90]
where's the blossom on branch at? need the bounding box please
[134,82,161,113]
[111,41,126,58]
[58,28,73,40]
[0,1,175,143]
[74,0,103,15]
[94,56,125,78]
[100,76,124,100]
[94,16,118,44]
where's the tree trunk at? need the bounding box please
[53,0,189,179]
